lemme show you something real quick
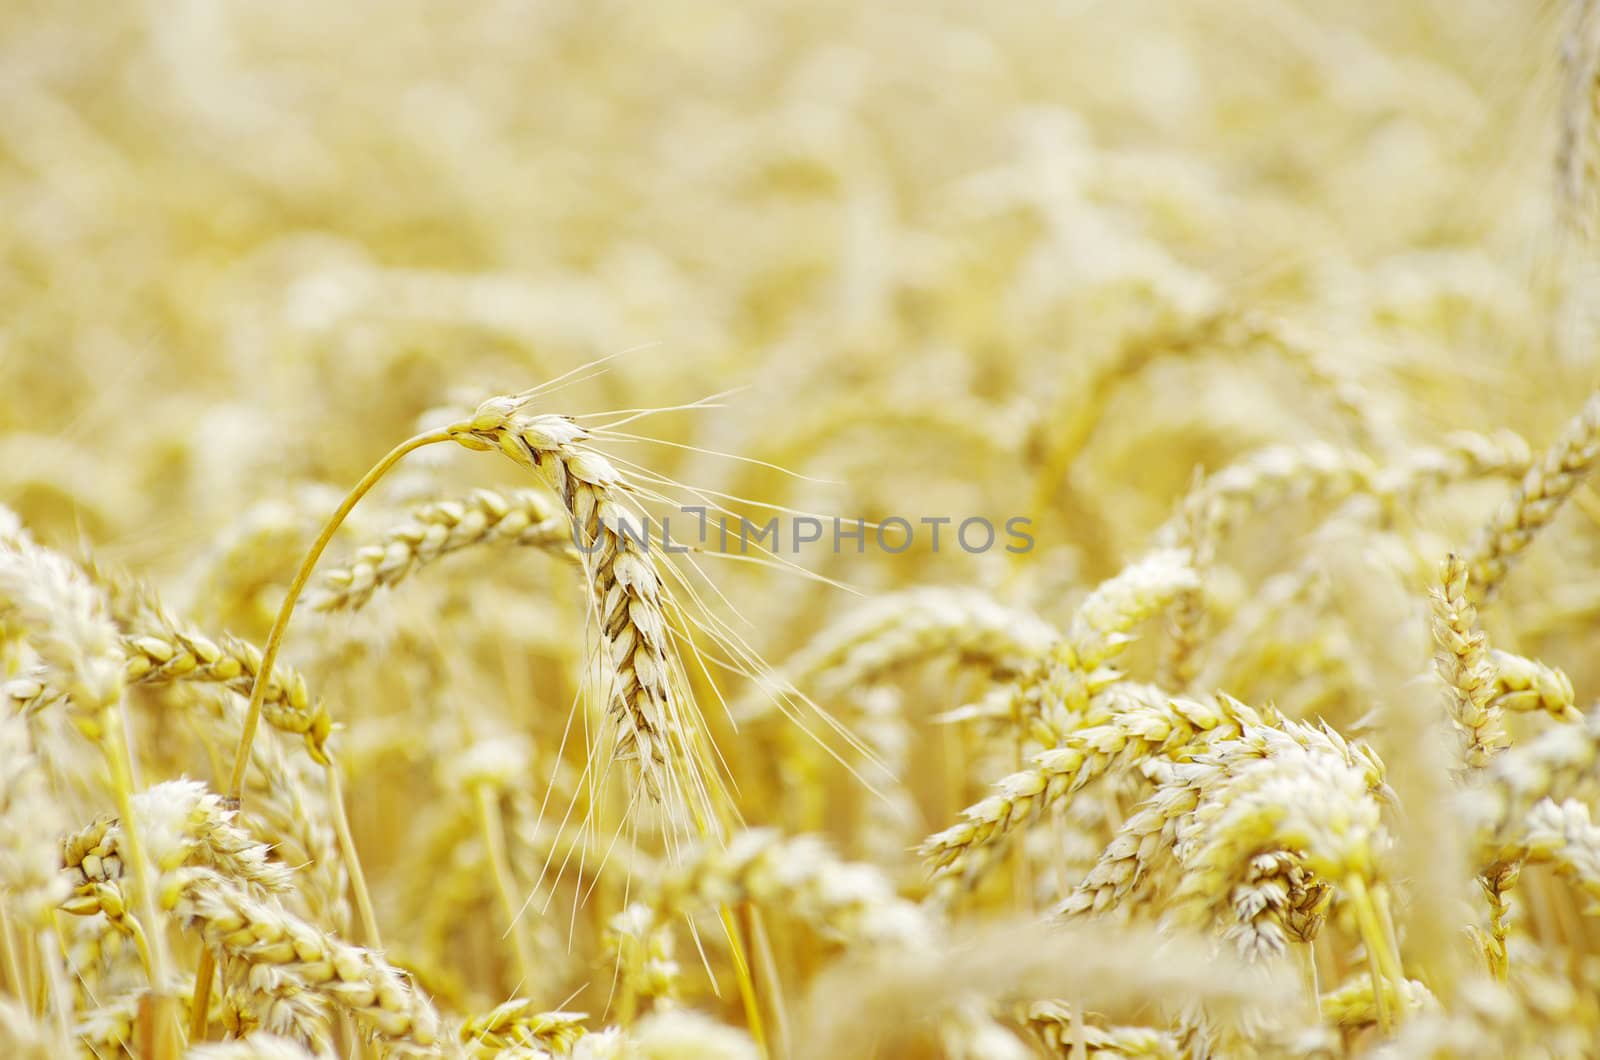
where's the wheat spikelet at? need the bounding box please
[312,487,572,612]
[989,552,1199,748]
[1066,548,1200,672]
[606,901,683,1011]
[1222,851,1330,962]
[1487,651,1579,721]
[1059,715,1383,933]
[1059,767,1200,919]
[60,780,292,904]
[237,741,348,931]
[0,671,52,715]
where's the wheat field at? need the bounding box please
[6,0,1600,1057]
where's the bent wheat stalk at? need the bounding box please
[225,427,452,803]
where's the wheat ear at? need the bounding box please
[164,867,441,1048]
[312,486,571,612]
[224,427,452,802]
[123,623,332,765]
[920,693,1261,886]
[1018,1000,1183,1059]
[0,540,181,1054]
[447,398,715,817]
[459,1001,586,1057]
[1518,799,1600,908]
[1464,388,1600,599]
[744,587,1056,721]
[1475,709,1600,857]
[1560,0,1600,240]
[635,828,928,950]
[1430,555,1503,768]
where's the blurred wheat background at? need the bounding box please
[6,0,1600,1057]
